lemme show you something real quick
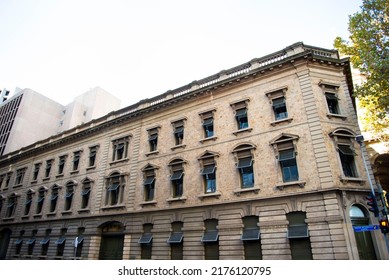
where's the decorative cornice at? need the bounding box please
[0,42,349,167]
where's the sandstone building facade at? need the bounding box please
[0,42,387,260]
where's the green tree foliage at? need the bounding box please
[334,0,388,141]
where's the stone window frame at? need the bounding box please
[5,192,18,219]
[14,167,27,187]
[167,158,187,203]
[35,186,48,216]
[140,164,159,206]
[87,145,99,169]
[197,151,221,199]
[270,133,306,190]
[232,143,260,195]
[265,86,293,126]
[329,128,364,184]
[31,162,42,183]
[23,189,35,217]
[44,159,54,180]
[111,136,131,164]
[146,125,161,156]
[319,81,347,120]
[199,109,217,143]
[63,180,77,213]
[48,184,62,215]
[79,177,94,212]
[57,155,68,177]
[171,118,187,150]
[102,171,127,209]
[71,150,83,173]
[230,98,252,135]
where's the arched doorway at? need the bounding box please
[0,228,11,259]
[350,205,377,259]
[98,221,124,260]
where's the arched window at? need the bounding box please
[349,205,377,259]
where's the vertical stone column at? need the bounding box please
[87,235,101,260]
[218,212,244,260]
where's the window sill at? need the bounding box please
[146,150,159,157]
[42,177,50,181]
[233,186,260,196]
[13,183,23,188]
[2,217,14,222]
[167,196,187,203]
[340,176,365,185]
[171,144,186,151]
[39,255,48,260]
[86,166,96,171]
[70,170,80,175]
[101,204,126,211]
[47,212,57,217]
[140,200,157,207]
[33,214,43,219]
[327,113,347,120]
[21,215,30,220]
[30,180,38,184]
[198,191,221,200]
[200,136,218,144]
[109,158,129,165]
[270,117,293,126]
[61,210,73,215]
[78,208,90,214]
[56,174,64,178]
[24,255,33,259]
[232,127,253,136]
[275,180,306,190]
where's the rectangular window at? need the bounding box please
[73,151,81,171]
[139,224,153,260]
[235,108,248,130]
[36,189,45,214]
[24,192,33,216]
[55,236,66,257]
[58,156,66,175]
[203,117,214,138]
[202,219,219,260]
[149,133,158,152]
[89,146,98,167]
[171,171,184,198]
[64,185,74,211]
[272,97,288,120]
[32,163,41,181]
[81,184,91,209]
[50,188,59,212]
[279,149,299,182]
[168,222,184,260]
[40,237,50,256]
[112,137,129,162]
[45,159,53,178]
[173,123,184,145]
[147,127,159,152]
[237,157,254,188]
[242,216,262,260]
[202,164,216,193]
[325,93,340,114]
[144,176,155,201]
[15,168,26,185]
[338,145,358,177]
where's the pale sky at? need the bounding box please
[0,0,362,108]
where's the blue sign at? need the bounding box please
[353,225,380,232]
